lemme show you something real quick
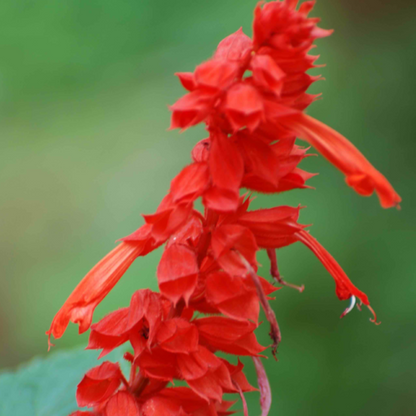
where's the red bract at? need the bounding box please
[87,290,163,359]
[104,392,140,416]
[194,317,265,356]
[205,272,261,322]
[76,362,123,408]
[49,1,400,415]
[142,387,235,416]
[157,244,199,305]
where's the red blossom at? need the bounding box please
[50,2,400,415]
[46,242,144,348]
[87,290,163,359]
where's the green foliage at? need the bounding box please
[0,347,125,416]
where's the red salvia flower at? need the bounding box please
[49,1,400,415]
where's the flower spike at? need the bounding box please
[50,1,398,414]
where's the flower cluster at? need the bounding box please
[71,288,260,415]
[47,1,400,415]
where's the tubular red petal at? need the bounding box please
[252,357,272,416]
[296,230,370,306]
[281,113,401,208]
[47,242,143,346]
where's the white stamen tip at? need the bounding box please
[340,295,356,319]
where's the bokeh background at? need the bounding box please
[1,0,415,414]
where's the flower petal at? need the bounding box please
[281,113,401,208]
[47,242,143,346]
[296,230,369,305]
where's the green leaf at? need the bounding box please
[0,346,127,416]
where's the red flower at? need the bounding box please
[87,290,163,359]
[280,113,401,208]
[46,242,144,348]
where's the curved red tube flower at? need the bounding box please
[47,242,144,347]
[280,113,401,208]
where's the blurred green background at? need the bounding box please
[1,0,415,414]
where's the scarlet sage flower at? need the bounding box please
[50,1,400,415]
